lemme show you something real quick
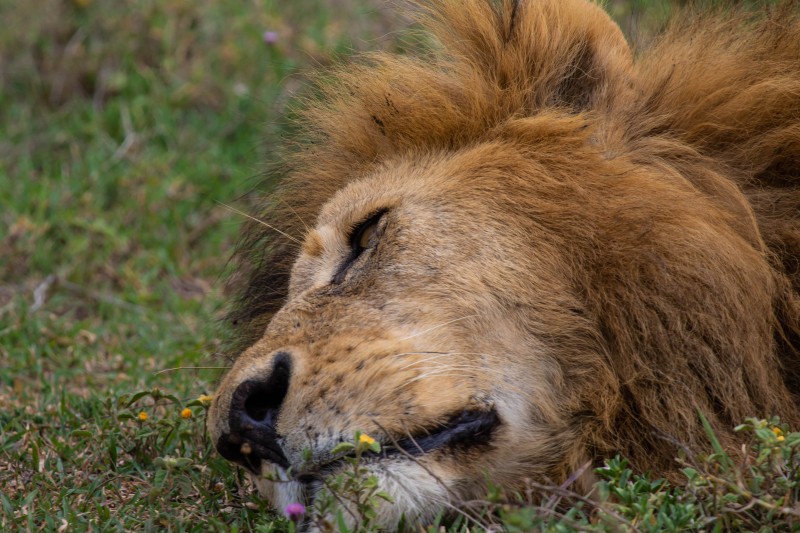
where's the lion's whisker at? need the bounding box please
[396,351,503,370]
[399,362,528,394]
[389,350,449,360]
[398,352,457,370]
[154,366,230,375]
[217,201,302,245]
[399,370,476,389]
[279,198,311,234]
[396,315,479,341]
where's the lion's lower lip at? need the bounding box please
[389,408,501,456]
[295,409,501,482]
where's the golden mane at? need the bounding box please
[226,0,800,476]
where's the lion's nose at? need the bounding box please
[215,352,292,471]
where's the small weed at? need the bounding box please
[310,431,394,532]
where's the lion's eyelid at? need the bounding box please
[329,210,389,284]
[348,208,389,250]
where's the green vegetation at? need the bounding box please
[1,0,796,531]
[497,418,800,532]
[0,0,398,529]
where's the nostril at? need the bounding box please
[244,388,272,422]
[234,352,292,425]
[221,352,293,470]
[243,377,287,423]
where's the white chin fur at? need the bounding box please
[361,459,452,527]
[252,459,452,529]
[251,465,305,516]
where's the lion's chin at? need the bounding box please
[252,459,452,530]
[250,465,306,519]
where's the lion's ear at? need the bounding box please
[421,0,633,111]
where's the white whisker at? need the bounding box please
[397,315,479,341]
[396,359,527,394]
[217,201,302,245]
[398,353,455,370]
[154,366,230,375]
[389,351,448,359]
[279,198,311,233]
[397,351,502,370]
[399,370,476,389]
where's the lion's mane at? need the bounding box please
[227,0,800,476]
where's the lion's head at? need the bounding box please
[208,0,800,527]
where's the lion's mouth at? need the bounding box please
[295,408,500,482]
[390,408,501,456]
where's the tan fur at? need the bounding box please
[210,0,800,526]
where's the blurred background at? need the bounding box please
[0,0,687,529]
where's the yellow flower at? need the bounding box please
[138,411,148,422]
[359,433,375,445]
[773,427,783,436]
[777,435,785,442]
[198,394,214,406]
[180,408,192,419]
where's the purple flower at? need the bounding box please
[284,502,306,522]
[263,31,279,45]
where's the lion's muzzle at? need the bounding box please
[215,352,292,473]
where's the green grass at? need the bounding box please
[2,0,796,531]
[0,0,399,529]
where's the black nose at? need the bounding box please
[216,352,292,471]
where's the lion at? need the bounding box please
[208,0,800,527]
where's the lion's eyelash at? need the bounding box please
[346,208,389,247]
[331,208,390,284]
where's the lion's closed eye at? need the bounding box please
[351,214,381,252]
[348,208,388,254]
[331,209,387,284]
